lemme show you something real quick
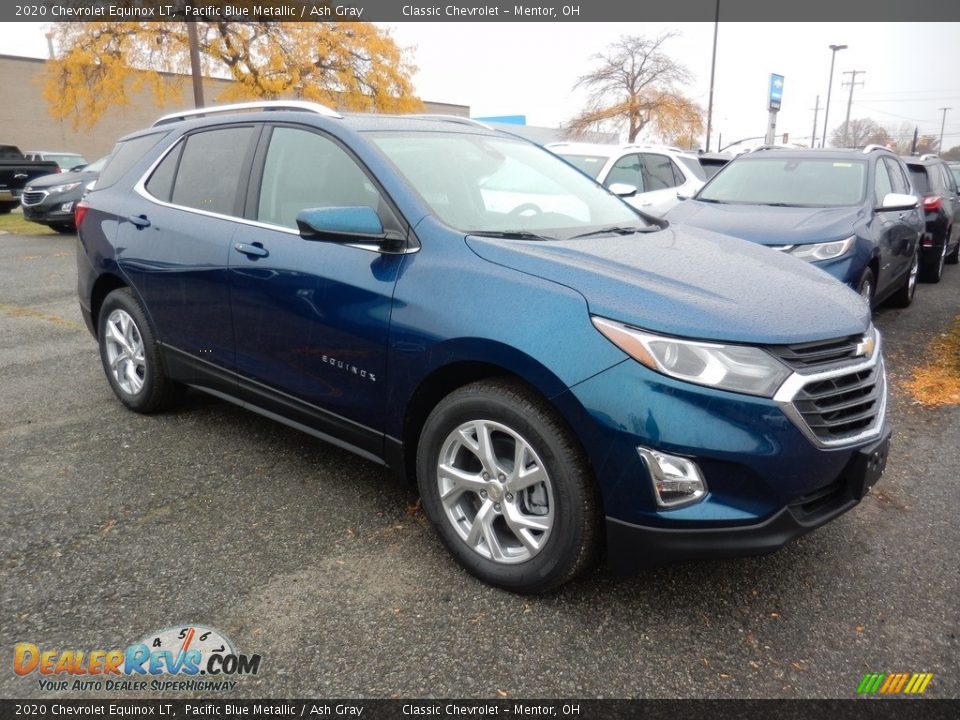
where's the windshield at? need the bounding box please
[951,166,960,186]
[698,157,867,207]
[48,154,87,169]
[82,156,109,173]
[553,153,610,180]
[371,133,644,237]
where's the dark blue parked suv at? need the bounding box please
[666,147,924,309]
[76,102,891,593]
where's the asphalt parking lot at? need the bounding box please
[1,229,957,700]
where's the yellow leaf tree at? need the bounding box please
[566,33,703,146]
[44,21,422,130]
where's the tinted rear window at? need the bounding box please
[907,166,931,194]
[97,133,167,190]
[170,127,255,216]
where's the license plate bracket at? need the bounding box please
[850,433,890,499]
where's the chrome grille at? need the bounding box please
[792,364,885,442]
[768,334,864,370]
[20,190,47,206]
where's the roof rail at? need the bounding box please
[152,100,343,127]
[408,114,492,130]
[861,144,892,154]
[920,153,939,161]
[746,144,789,153]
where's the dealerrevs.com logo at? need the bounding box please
[14,625,261,693]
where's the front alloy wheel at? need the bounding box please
[437,420,554,563]
[417,380,600,593]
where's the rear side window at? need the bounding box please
[170,127,256,216]
[641,153,681,190]
[97,132,167,190]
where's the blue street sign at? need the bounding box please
[769,74,784,111]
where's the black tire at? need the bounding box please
[919,242,946,283]
[51,223,76,234]
[97,288,180,414]
[947,237,960,265]
[416,379,600,594]
[0,201,17,215]
[856,267,876,308]
[889,249,919,308]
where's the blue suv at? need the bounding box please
[76,102,891,593]
[666,146,924,309]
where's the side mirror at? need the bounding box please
[607,182,638,198]
[297,206,385,240]
[877,192,919,211]
[676,191,692,201]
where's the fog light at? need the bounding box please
[60,202,74,212]
[637,446,707,508]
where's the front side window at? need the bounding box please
[883,158,909,196]
[371,132,645,237]
[698,157,867,207]
[873,160,893,206]
[256,127,388,231]
[604,154,643,191]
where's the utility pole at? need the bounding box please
[186,22,205,109]
[841,70,865,147]
[821,44,847,147]
[938,107,951,153]
[44,32,55,59]
[704,0,720,152]
[810,95,820,148]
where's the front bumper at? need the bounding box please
[562,336,889,568]
[21,196,77,226]
[605,429,890,573]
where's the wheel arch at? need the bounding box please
[89,273,129,339]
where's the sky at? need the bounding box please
[2,21,959,150]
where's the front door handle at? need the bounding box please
[127,214,150,228]
[234,242,269,258]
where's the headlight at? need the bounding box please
[788,236,855,262]
[45,182,82,195]
[592,317,791,397]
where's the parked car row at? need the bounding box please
[20,156,105,233]
[75,102,895,593]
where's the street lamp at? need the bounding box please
[821,44,847,148]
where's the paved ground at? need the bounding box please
[1,230,958,700]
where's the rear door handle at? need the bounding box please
[233,242,269,258]
[127,214,150,228]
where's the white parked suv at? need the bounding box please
[547,142,705,217]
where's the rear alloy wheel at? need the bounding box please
[98,288,180,413]
[417,380,600,593]
[857,268,875,308]
[889,249,919,308]
[920,242,947,283]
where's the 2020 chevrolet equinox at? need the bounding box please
[76,102,891,593]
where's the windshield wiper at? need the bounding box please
[695,197,726,204]
[468,230,555,241]
[570,225,657,240]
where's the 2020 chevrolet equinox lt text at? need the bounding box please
[76,102,891,593]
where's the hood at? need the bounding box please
[665,200,862,246]
[466,225,870,345]
[25,168,98,189]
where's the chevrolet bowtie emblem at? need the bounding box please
[855,334,875,357]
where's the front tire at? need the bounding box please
[97,288,179,413]
[857,267,876,308]
[416,379,600,594]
